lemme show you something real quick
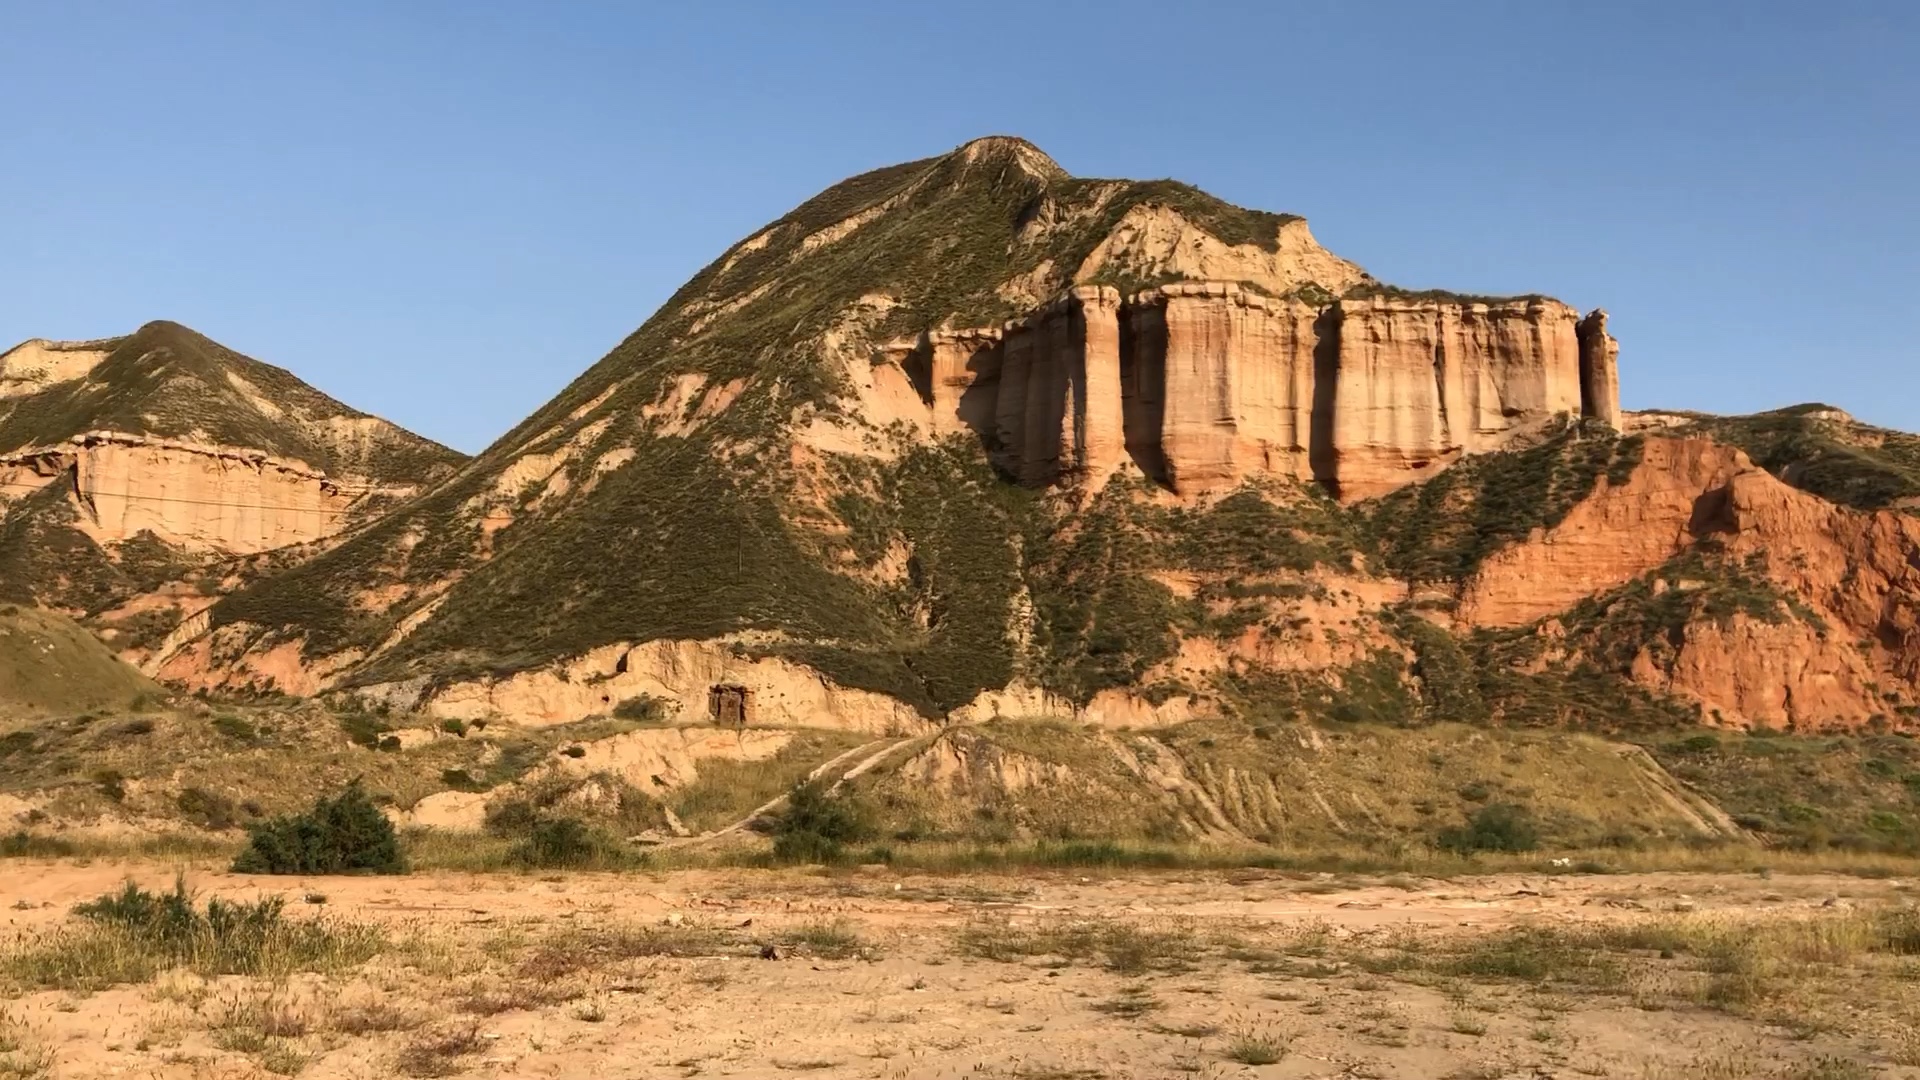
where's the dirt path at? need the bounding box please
[658,736,909,848]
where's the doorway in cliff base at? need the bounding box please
[708,684,749,726]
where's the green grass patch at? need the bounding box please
[4,878,382,990]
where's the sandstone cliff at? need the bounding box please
[0,432,383,555]
[0,337,114,398]
[895,284,1619,500]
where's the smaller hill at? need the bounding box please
[0,320,462,482]
[1661,405,1920,513]
[0,604,163,717]
[0,321,467,641]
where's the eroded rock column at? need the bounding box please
[993,320,1034,477]
[1072,286,1126,483]
[1156,283,1241,494]
[1577,309,1622,430]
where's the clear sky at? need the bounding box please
[5,1,1916,452]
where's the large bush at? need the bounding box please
[612,694,670,723]
[232,780,405,875]
[509,817,623,869]
[771,781,871,864]
[1437,803,1539,855]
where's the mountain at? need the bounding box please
[167,136,1917,744]
[6,136,1920,867]
[0,320,464,652]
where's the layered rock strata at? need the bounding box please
[899,284,1621,499]
[0,431,393,553]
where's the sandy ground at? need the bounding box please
[1,861,1916,1079]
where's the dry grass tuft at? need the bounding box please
[0,1010,53,1080]
[779,919,872,960]
[954,915,1204,974]
[1091,985,1162,1018]
[1222,1022,1289,1065]
[457,979,581,1016]
[329,998,421,1035]
[1,879,383,992]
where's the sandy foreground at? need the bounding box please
[1,861,1916,1079]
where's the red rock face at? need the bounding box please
[1458,439,1752,627]
[1461,435,1920,731]
[1633,614,1887,733]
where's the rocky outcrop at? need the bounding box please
[0,432,388,554]
[1709,468,1920,690]
[896,285,1620,500]
[1463,435,1920,730]
[1074,207,1370,299]
[329,638,940,735]
[1632,614,1888,732]
[549,726,798,793]
[0,338,112,398]
[948,681,1218,730]
[1458,439,1753,627]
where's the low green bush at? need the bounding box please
[210,714,257,741]
[92,769,127,803]
[176,787,240,831]
[0,831,77,858]
[338,711,389,748]
[232,780,405,875]
[509,818,618,869]
[612,695,669,723]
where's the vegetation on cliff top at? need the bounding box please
[1341,282,1559,306]
[0,321,462,484]
[1361,419,1644,585]
[1681,405,1920,512]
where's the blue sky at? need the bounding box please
[4,1,1915,452]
